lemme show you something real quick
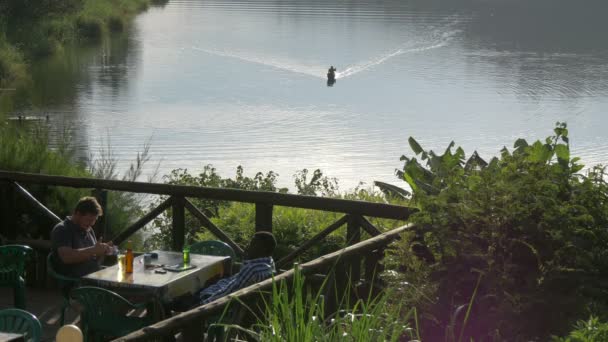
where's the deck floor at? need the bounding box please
[0,287,82,342]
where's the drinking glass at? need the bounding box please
[117,253,126,272]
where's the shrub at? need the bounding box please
[390,123,608,340]
[553,317,608,342]
[76,15,104,39]
[143,166,402,262]
[107,16,124,32]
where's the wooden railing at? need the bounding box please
[112,224,414,342]
[0,171,415,261]
[0,170,416,339]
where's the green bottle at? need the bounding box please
[183,245,190,266]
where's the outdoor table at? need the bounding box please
[82,251,230,305]
[0,332,24,342]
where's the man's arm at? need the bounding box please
[52,224,108,265]
[201,264,272,304]
[57,244,106,264]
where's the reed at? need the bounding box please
[220,265,417,341]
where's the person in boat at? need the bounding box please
[327,66,337,80]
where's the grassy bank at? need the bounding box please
[0,123,150,247]
[0,0,167,113]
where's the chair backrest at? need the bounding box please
[0,308,42,342]
[0,245,32,286]
[46,253,79,284]
[70,287,153,338]
[189,240,236,260]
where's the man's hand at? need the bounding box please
[94,237,110,256]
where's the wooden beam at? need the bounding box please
[359,216,382,237]
[172,197,185,251]
[92,188,108,238]
[0,171,417,220]
[277,215,348,269]
[345,215,362,286]
[1,181,18,239]
[255,203,273,233]
[12,182,61,224]
[183,198,246,257]
[111,197,174,245]
[112,224,415,342]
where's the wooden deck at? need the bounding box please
[0,287,81,342]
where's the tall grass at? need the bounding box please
[0,122,155,246]
[221,265,417,341]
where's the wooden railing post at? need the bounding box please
[346,215,361,282]
[92,189,108,238]
[255,203,273,232]
[0,181,18,240]
[181,318,204,341]
[172,196,185,251]
[364,248,383,284]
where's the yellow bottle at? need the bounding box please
[125,241,134,274]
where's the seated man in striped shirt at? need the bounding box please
[197,231,276,305]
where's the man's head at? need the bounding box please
[246,231,276,259]
[72,197,103,230]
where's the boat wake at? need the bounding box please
[337,28,461,79]
[192,24,461,80]
[191,46,323,78]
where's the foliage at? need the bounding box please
[144,166,401,263]
[222,265,415,341]
[0,36,29,113]
[144,165,288,250]
[0,0,160,107]
[0,122,90,223]
[553,317,608,342]
[390,123,608,340]
[0,123,151,247]
[199,203,345,262]
[294,168,339,197]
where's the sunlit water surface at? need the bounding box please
[21,0,608,190]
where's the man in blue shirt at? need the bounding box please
[171,231,276,311]
[198,231,276,305]
[51,197,113,277]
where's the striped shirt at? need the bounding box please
[198,257,275,304]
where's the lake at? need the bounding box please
[19,0,608,190]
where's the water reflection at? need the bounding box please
[13,0,608,189]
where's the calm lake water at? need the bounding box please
[19,0,608,190]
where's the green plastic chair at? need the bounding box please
[47,253,79,326]
[71,286,156,342]
[0,245,33,309]
[189,240,236,260]
[0,308,42,342]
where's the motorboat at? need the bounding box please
[327,70,336,82]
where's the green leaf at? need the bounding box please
[403,172,418,192]
[514,138,528,149]
[529,141,553,163]
[571,164,584,173]
[374,181,411,199]
[555,144,570,163]
[465,151,488,171]
[408,137,424,155]
[444,141,455,155]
